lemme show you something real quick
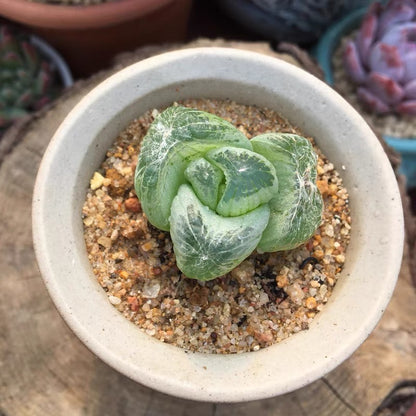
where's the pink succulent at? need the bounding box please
[344,0,416,114]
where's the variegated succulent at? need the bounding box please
[135,106,323,281]
[0,25,57,132]
[344,0,416,114]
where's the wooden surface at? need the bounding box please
[0,41,415,416]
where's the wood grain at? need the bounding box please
[0,41,414,416]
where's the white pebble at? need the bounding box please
[286,283,305,304]
[90,172,104,190]
[258,292,269,306]
[142,280,161,299]
[324,224,334,237]
[108,295,121,305]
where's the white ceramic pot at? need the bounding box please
[32,48,404,403]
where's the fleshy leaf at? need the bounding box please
[357,86,391,112]
[396,99,416,113]
[0,108,27,127]
[135,106,251,230]
[169,184,270,280]
[378,1,415,36]
[381,22,416,52]
[357,12,378,65]
[2,51,23,69]
[21,41,39,75]
[206,146,278,217]
[184,157,224,211]
[368,42,404,81]
[368,71,404,104]
[251,133,323,252]
[404,78,416,98]
[344,40,367,83]
[403,49,416,83]
[0,24,59,132]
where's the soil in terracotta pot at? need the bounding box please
[82,99,351,354]
[333,35,416,139]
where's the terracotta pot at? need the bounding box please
[0,0,192,77]
[33,48,404,402]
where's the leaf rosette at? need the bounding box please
[135,106,323,281]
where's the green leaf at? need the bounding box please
[169,184,270,280]
[0,108,28,127]
[0,88,18,105]
[16,91,34,107]
[21,41,39,75]
[206,146,278,217]
[251,133,323,252]
[0,26,19,56]
[135,106,251,230]
[184,157,224,211]
[1,51,23,69]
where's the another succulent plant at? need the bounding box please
[0,25,57,132]
[344,0,416,114]
[135,106,323,281]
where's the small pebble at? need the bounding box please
[142,280,161,299]
[305,297,317,310]
[286,283,305,304]
[97,236,112,249]
[125,197,141,213]
[324,224,334,237]
[109,296,121,305]
[335,254,345,264]
[276,274,288,288]
[90,172,105,190]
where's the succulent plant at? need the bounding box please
[0,25,57,131]
[135,106,323,281]
[344,0,416,114]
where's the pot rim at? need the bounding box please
[32,47,404,402]
[0,0,174,30]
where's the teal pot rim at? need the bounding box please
[384,135,416,152]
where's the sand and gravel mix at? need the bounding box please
[82,99,351,354]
